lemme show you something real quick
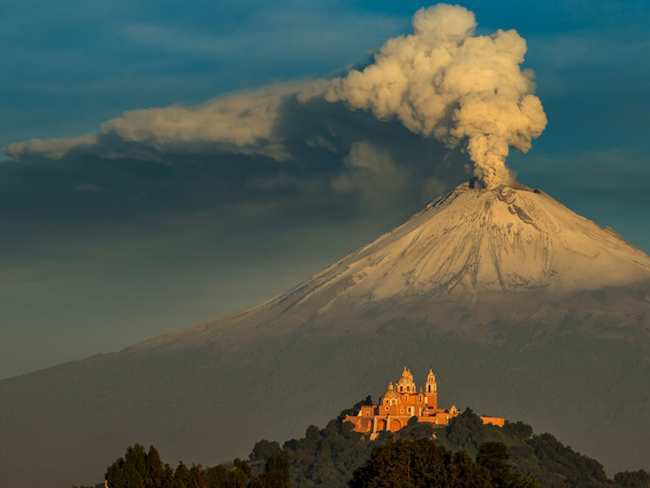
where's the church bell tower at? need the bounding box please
[425,368,438,409]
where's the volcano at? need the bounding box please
[2,181,650,488]
[248,180,649,301]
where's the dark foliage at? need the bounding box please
[502,421,534,441]
[445,408,485,451]
[258,452,290,488]
[614,470,650,488]
[336,396,373,425]
[477,442,514,486]
[349,437,540,488]
[522,433,610,487]
[83,402,645,488]
[102,445,285,488]
[476,442,539,488]
[282,402,374,488]
[250,441,282,462]
[434,415,628,488]
[396,416,438,439]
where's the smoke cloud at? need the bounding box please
[326,4,547,188]
[5,84,301,163]
[5,4,546,193]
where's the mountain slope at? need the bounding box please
[278,181,648,303]
[309,180,650,296]
[137,180,650,351]
[1,181,649,488]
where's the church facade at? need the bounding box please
[345,367,504,438]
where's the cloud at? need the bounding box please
[98,84,300,161]
[331,141,408,211]
[5,83,303,163]
[4,76,471,219]
[326,4,547,188]
[4,4,551,217]
[5,135,98,161]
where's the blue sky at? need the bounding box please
[1,0,649,379]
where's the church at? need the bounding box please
[345,367,504,438]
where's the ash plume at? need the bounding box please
[326,4,547,189]
[4,4,547,197]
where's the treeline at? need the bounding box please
[74,444,289,488]
[434,408,649,488]
[75,400,650,488]
[350,438,540,488]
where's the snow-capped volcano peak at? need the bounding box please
[288,180,650,305]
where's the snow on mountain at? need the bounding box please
[138,179,650,352]
[284,180,650,307]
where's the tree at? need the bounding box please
[188,464,208,488]
[105,445,146,488]
[349,437,542,488]
[227,459,251,488]
[399,416,436,439]
[174,461,191,488]
[145,445,163,488]
[206,465,227,488]
[261,452,290,488]
[161,464,175,488]
[613,470,650,488]
[336,397,374,428]
[446,408,485,450]
[503,421,533,441]
[249,440,282,462]
[349,437,492,488]
[125,445,148,482]
[477,442,513,487]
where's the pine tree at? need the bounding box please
[145,445,163,488]
[125,445,148,482]
[161,464,175,488]
[206,465,227,488]
[174,461,191,488]
[188,464,208,488]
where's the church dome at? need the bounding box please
[380,382,400,403]
[395,367,416,392]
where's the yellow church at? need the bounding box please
[345,367,504,438]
